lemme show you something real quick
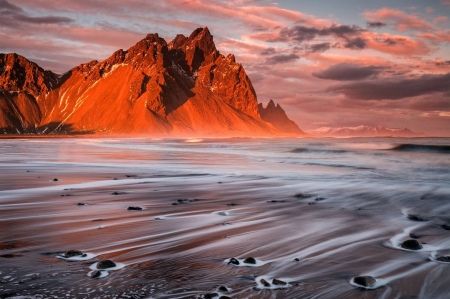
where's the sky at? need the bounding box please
[1,0,449,136]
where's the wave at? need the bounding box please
[391,144,450,153]
[290,148,348,154]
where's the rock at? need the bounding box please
[228,258,239,265]
[172,203,178,205]
[441,224,450,230]
[308,202,316,206]
[217,286,228,292]
[113,178,118,180]
[204,293,218,299]
[267,200,285,203]
[295,193,312,199]
[243,257,256,264]
[353,276,376,287]
[407,214,427,221]
[294,258,300,261]
[112,192,126,195]
[401,239,423,250]
[125,175,137,177]
[260,278,270,287]
[219,297,231,299]
[272,279,287,286]
[96,260,116,269]
[91,270,102,278]
[315,197,325,201]
[63,250,86,258]
[227,203,238,206]
[436,256,450,262]
[53,178,58,181]
[77,203,87,206]
[92,219,103,222]
[127,206,142,211]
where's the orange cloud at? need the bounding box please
[363,8,435,32]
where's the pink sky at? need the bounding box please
[0,0,449,136]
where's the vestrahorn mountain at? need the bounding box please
[0,27,305,136]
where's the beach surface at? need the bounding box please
[1,137,449,299]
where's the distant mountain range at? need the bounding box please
[0,27,305,136]
[307,125,426,137]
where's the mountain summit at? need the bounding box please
[0,27,304,136]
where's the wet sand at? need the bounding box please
[1,137,450,298]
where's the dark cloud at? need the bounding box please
[344,37,367,49]
[313,63,384,81]
[0,0,73,25]
[435,60,450,67]
[367,21,387,28]
[277,24,366,49]
[261,47,277,55]
[265,53,299,64]
[306,42,331,53]
[328,72,450,100]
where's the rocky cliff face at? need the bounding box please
[258,99,305,134]
[0,27,304,136]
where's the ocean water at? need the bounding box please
[0,137,449,299]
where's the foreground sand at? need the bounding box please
[1,137,449,298]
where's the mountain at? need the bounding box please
[258,99,305,134]
[307,125,426,137]
[0,27,304,136]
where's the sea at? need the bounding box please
[0,137,449,299]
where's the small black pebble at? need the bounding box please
[260,278,270,287]
[77,203,87,206]
[219,296,231,299]
[272,278,287,286]
[308,202,316,205]
[91,270,102,279]
[401,239,423,250]
[204,293,219,299]
[407,214,427,222]
[227,203,238,206]
[295,193,312,199]
[409,233,421,239]
[436,256,450,262]
[96,260,116,269]
[112,192,126,195]
[53,178,58,181]
[441,224,450,230]
[217,286,228,292]
[315,197,325,201]
[113,178,118,180]
[228,258,239,265]
[353,276,376,287]
[294,258,300,261]
[127,206,142,211]
[243,257,256,264]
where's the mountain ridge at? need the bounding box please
[307,125,426,137]
[0,27,305,136]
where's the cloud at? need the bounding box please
[265,53,299,64]
[278,24,365,43]
[367,21,387,28]
[306,42,331,53]
[344,37,367,49]
[328,72,450,100]
[363,8,434,32]
[441,0,450,7]
[0,0,73,25]
[313,63,384,81]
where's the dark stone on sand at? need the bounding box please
[260,278,270,287]
[228,258,240,265]
[308,202,316,205]
[172,203,178,205]
[441,224,450,230]
[204,293,219,299]
[63,250,85,258]
[219,297,231,299]
[436,256,450,262]
[272,278,287,286]
[353,276,376,287]
[91,270,102,278]
[217,286,228,292]
[294,258,300,261]
[77,203,87,206]
[407,214,427,222]
[218,182,223,184]
[295,193,312,199]
[315,197,325,201]
[96,260,116,269]
[125,175,137,177]
[401,239,423,250]
[127,206,142,211]
[267,200,285,203]
[112,192,126,195]
[227,203,238,206]
[53,178,58,181]
[243,257,256,264]
[92,219,103,222]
